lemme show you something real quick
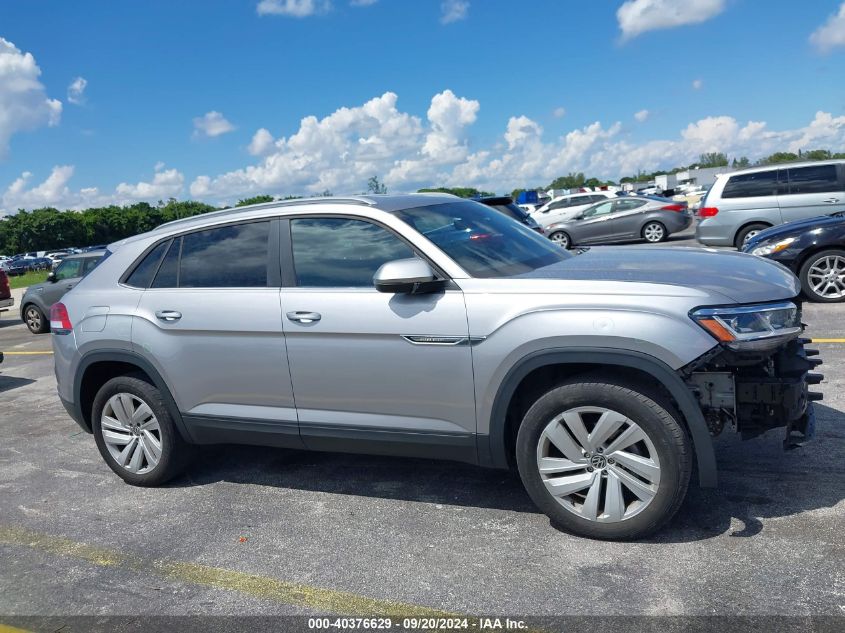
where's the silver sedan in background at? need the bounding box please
[545,196,693,248]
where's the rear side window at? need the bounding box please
[147,222,271,288]
[180,222,270,287]
[786,165,840,194]
[721,170,781,198]
[125,241,169,288]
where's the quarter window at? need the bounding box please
[125,241,169,288]
[786,165,840,194]
[721,170,780,198]
[290,218,414,287]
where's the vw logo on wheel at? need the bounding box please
[590,454,607,469]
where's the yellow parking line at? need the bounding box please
[0,625,34,633]
[810,338,845,343]
[0,524,458,618]
[1,351,53,355]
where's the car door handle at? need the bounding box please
[155,310,182,322]
[823,198,839,203]
[286,311,321,324]
[65,284,75,290]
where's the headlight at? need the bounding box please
[749,237,795,257]
[690,302,802,351]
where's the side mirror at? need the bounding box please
[47,272,57,283]
[374,258,438,294]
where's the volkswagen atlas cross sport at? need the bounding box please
[51,194,822,540]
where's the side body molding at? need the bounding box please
[482,348,717,488]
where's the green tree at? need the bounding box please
[803,149,833,161]
[698,152,728,168]
[548,172,586,190]
[367,176,387,194]
[759,151,799,165]
[236,195,274,207]
[732,156,750,168]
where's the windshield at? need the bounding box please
[393,201,570,278]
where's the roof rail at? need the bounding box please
[153,196,376,231]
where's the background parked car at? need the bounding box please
[476,196,545,234]
[743,212,845,302]
[4,259,35,276]
[0,269,12,315]
[20,251,106,333]
[546,196,692,248]
[696,159,845,249]
[530,191,616,232]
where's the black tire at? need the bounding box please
[92,374,194,486]
[548,231,571,249]
[799,248,845,303]
[641,221,667,243]
[734,223,769,250]
[22,304,49,334]
[515,375,692,540]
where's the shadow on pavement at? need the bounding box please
[171,403,844,542]
[0,374,37,393]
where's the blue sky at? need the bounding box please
[1,0,844,212]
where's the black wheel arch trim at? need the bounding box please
[482,347,717,488]
[73,349,191,441]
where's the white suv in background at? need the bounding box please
[531,191,616,231]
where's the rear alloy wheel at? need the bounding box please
[800,249,845,302]
[516,377,691,540]
[92,374,194,486]
[549,231,571,249]
[642,222,666,243]
[23,304,49,334]
[735,223,769,250]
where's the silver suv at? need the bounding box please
[696,160,845,248]
[52,194,822,539]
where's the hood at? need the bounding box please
[514,246,800,303]
[746,213,845,248]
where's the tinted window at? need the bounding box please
[582,201,615,218]
[721,171,780,198]
[491,204,525,222]
[125,241,169,288]
[786,165,840,194]
[615,199,646,211]
[180,222,270,288]
[54,258,82,281]
[151,239,180,288]
[548,199,569,210]
[291,218,414,287]
[81,256,102,275]
[394,201,568,278]
[590,195,608,202]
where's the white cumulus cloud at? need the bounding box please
[192,111,236,138]
[810,2,845,53]
[257,0,331,17]
[553,107,566,118]
[0,37,62,159]
[634,109,650,122]
[67,76,87,105]
[1,164,186,215]
[617,0,725,40]
[248,128,276,156]
[441,0,469,24]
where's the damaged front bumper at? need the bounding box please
[682,336,823,449]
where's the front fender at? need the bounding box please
[479,347,718,488]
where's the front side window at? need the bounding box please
[54,259,82,281]
[722,170,780,198]
[291,218,414,287]
[81,256,103,275]
[786,165,840,194]
[394,201,568,278]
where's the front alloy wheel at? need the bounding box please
[536,406,660,522]
[549,231,570,249]
[800,249,845,302]
[516,377,691,539]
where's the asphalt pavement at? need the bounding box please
[0,250,843,629]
